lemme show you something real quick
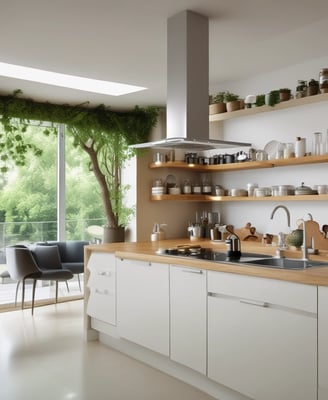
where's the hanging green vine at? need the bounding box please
[0,90,159,229]
[0,90,158,171]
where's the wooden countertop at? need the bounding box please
[85,239,328,286]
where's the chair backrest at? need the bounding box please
[47,241,89,263]
[30,245,62,270]
[5,246,40,281]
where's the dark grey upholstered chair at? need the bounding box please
[5,245,73,315]
[34,241,89,291]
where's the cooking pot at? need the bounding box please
[295,182,317,195]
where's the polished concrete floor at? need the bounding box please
[0,300,216,400]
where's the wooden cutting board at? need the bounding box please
[235,222,263,242]
[297,219,328,250]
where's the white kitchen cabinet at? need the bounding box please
[319,286,328,400]
[170,265,207,374]
[87,252,116,325]
[116,258,169,356]
[207,271,317,400]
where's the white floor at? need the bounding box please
[0,300,216,400]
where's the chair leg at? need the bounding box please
[15,281,21,306]
[65,280,70,293]
[31,280,37,315]
[55,281,58,303]
[22,279,26,310]
[77,274,81,291]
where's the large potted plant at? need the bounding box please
[68,105,158,242]
[69,122,137,242]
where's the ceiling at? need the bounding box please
[1,0,328,111]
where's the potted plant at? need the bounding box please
[265,90,280,107]
[307,79,319,96]
[224,91,240,112]
[279,88,291,102]
[296,80,307,98]
[209,92,227,114]
[68,106,158,243]
[256,94,266,107]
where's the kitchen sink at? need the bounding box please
[240,257,327,269]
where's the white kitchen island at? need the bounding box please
[84,240,328,400]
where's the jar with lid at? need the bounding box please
[319,68,328,93]
[192,182,202,194]
[182,179,192,194]
[202,180,212,194]
[295,137,305,158]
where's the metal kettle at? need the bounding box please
[225,225,241,260]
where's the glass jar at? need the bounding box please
[182,179,191,194]
[313,132,323,155]
[319,68,328,93]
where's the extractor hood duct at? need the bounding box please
[132,10,251,150]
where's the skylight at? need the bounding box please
[0,62,147,96]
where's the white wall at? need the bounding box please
[132,56,328,241]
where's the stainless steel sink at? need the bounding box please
[210,252,271,262]
[240,257,327,269]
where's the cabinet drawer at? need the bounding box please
[87,252,116,290]
[87,287,116,325]
[208,271,317,313]
[87,269,115,291]
[87,252,116,272]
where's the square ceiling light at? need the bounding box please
[0,62,146,96]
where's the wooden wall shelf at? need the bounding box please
[150,154,328,172]
[209,92,328,122]
[151,194,328,202]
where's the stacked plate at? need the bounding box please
[151,186,165,195]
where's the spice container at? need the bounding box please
[295,137,305,158]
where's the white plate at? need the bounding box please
[264,140,280,158]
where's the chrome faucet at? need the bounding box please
[299,219,309,261]
[270,205,291,253]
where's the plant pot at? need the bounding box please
[103,226,125,243]
[226,100,240,112]
[279,92,291,102]
[307,86,319,96]
[209,103,226,115]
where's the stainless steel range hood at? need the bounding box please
[132,10,251,150]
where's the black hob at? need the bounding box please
[160,246,229,262]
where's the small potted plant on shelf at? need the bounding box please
[224,91,240,112]
[296,80,307,98]
[265,90,280,107]
[209,91,227,114]
[256,94,266,107]
[279,88,292,102]
[307,79,319,96]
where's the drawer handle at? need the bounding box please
[98,271,111,276]
[95,289,110,295]
[182,269,203,274]
[240,299,268,308]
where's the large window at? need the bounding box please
[0,123,104,309]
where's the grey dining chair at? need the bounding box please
[5,245,73,315]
